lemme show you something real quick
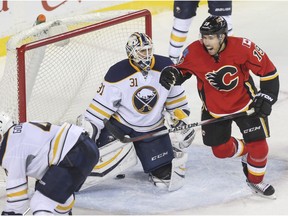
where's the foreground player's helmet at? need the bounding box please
[200,16,228,36]
[126,32,154,73]
[0,112,14,143]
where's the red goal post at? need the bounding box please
[0,9,152,124]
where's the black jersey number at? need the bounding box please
[253,45,264,62]
[129,78,138,87]
[97,83,105,96]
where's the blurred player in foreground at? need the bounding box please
[160,16,279,198]
[169,0,233,63]
[0,112,99,215]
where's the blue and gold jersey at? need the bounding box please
[85,54,189,132]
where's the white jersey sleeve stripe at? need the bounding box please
[165,95,187,106]
[7,182,29,204]
[7,188,28,199]
[88,103,111,119]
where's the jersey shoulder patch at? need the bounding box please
[105,59,137,83]
[229,37,252,49]
[241,38,252,48]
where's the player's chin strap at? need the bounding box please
[104,108,255,143]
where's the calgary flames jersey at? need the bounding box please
[176,37,278,116]
[85,54,189,132]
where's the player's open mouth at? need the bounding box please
[206,47,214,54]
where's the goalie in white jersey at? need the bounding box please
[0,113,99,215]
[80,32,195,191]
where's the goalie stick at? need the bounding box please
[104,108,255,143]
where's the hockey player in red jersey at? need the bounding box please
[160,16,279,198]
[169,1,233,64]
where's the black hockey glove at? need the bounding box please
[252,92,276,118]
[1,211,21,215]
[159,66,181,90]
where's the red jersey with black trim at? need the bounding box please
[175,36,277,116]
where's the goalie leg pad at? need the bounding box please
[168,147,188,191]
[149,147,188,191]
[80,139,137,191]
[149,163,172,188]
[92,140,137,178]
[134,133,174,173]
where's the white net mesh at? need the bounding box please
[0,10,150,124]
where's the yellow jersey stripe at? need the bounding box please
[260,72,279,81]
[7,189,28,198]
[56,199,75,211]
[165,95,187,106]
[170,33,187,43]
[89,103,111,119]
[50,125,66,165]
[94,148,123,169]
[260,117,269,137]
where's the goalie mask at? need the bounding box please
[126,32,154,74]
[0,112,14,143]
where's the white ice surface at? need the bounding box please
[1,1,288,215]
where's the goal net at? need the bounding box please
[0,9,152,124]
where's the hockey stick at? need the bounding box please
[23,208,30,215]
[104,108,255,143]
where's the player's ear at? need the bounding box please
[218,33,226,42]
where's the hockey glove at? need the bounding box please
[159,66,181,90]
[1,212,21,215]
[76,114,99,142]
[252,92,276,118]
[172,120,195,149]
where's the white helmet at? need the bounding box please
[0,112,14,142]
[126,32,154,73]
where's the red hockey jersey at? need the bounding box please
[176,37,277,116]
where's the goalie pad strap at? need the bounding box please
[150,147,188,192]
[168,147,188,191]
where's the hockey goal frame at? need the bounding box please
[16,9,152,122]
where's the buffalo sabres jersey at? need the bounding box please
[176,37,278,116]
[85,54,189,132]
[0,122,84,213]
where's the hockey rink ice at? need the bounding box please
[0,1,288,215]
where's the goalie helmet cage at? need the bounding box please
[0,9,152,124]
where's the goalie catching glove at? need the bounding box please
[171,119,195,149]
[169,108,195,149]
